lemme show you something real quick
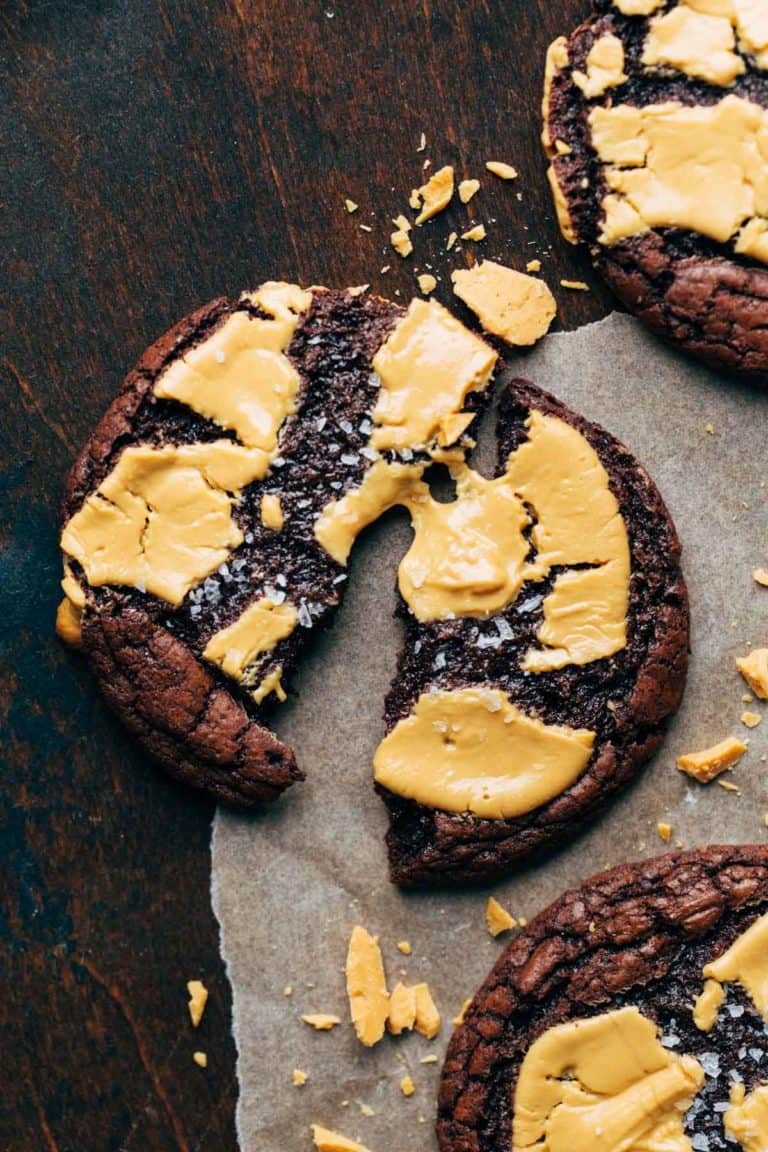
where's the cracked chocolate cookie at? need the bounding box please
[58,283,687,885]
[544,0,768,380]
[438,845,768,1152]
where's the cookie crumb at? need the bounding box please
[452,998,472,1026]
[420,1054,438,1064]
[392,214,411,233]
[742,711,761,729]
[458,179,480,204]
[485,161,518,180]
[415,165,454,225]
[485,896,518,937]
[526,259,542,272]
[359,224,372,233]
[560,279,589,290]
[417,273,437,295]
[461,224,487,241]
[284,985,293,997]
[346,926,389,1047]
[311,1125,372,1152]
[187,980,208,1028]
[301,1013,341,1030]
[754,568,768,587]
[387,982,417,1035]
[446,231,458,251]
[193,1051,207,1068]
[409,188,422,211]
[413,983,441,1039]
[417,132,426,153]
[390,230,413,258]
[359,1103,375,1118]
[293,1068,308,1086]
[705,422,715,434]
[400,1075,415,1097]
[344,199,359,214]
[554,139,572,155]
[676,736,748,782]
[718,779,742,794]
[737,649,768,698]
[396,940,411,955]
[656,821,672,842]
[452,260,556,346]
[260,493,284,532]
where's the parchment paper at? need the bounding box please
[212,313,768,1152]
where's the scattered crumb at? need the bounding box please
[387,982,417,1035]
[452,260,557,347]
[187,980,208,1028]
[453,998,472,1026]
[656,821,672,843]
[346,926,390,1047]
[743,694,754,704]
[359,224,372,233]
[458,178,480,203]
[193,1051,207,1068]
[718,779,742,794]
[344,199,359,214]
[415,166,454,225]
[284,985,293,997]
[417,132,426,153]
[413,983,441,1039]
[485,161,518,180]
[754,568,768,587]
[764,813,768,828]
[446,231,458,251]
[396,941,411,955]
[312,1125,372,1152]
[359,1104,375,1118]
[485,896,518,937]
[742,711,761,728]
[293,1068,308,1086]
[461,223,487,241]
[737,649,768,698]
[420,1054,438,1064]
[417,273,437,295]
[409,188,422,210]
[390,229,413,258]
[705,422,715,434]
[423,158,431,170]
[302,1013,341,1030]
[560,279,589,291]
[392,214,411,232]
[676,736,748,782]
[400,1075,416,1097]
[526,259,542,272]
[554,139,572,155]
[518,917,528,928]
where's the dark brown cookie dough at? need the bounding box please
[382,376,688,886]
[438,845,768,1152]
[544,1,768,381]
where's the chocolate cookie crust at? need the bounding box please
[382,376,688,886]
[438,845,768,1152]
[545,2,768,380]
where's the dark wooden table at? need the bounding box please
[0,2,614,1148]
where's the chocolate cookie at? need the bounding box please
[58,284,687,885]
[438,845,768,1152]
[544,0,768,380]
[381,377,688,885]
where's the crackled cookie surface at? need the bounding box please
[59,283,687,884]
[439,846,768,1152]
[544,0,768,379]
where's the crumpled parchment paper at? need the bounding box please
[212,312,768,1152]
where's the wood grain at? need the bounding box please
[0,1,611,1148]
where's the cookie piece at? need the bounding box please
[58,284,497,808]
[381,376,688,885]
[438,845,768,1152]
[544,1,768,380]
[59,287,686,884]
